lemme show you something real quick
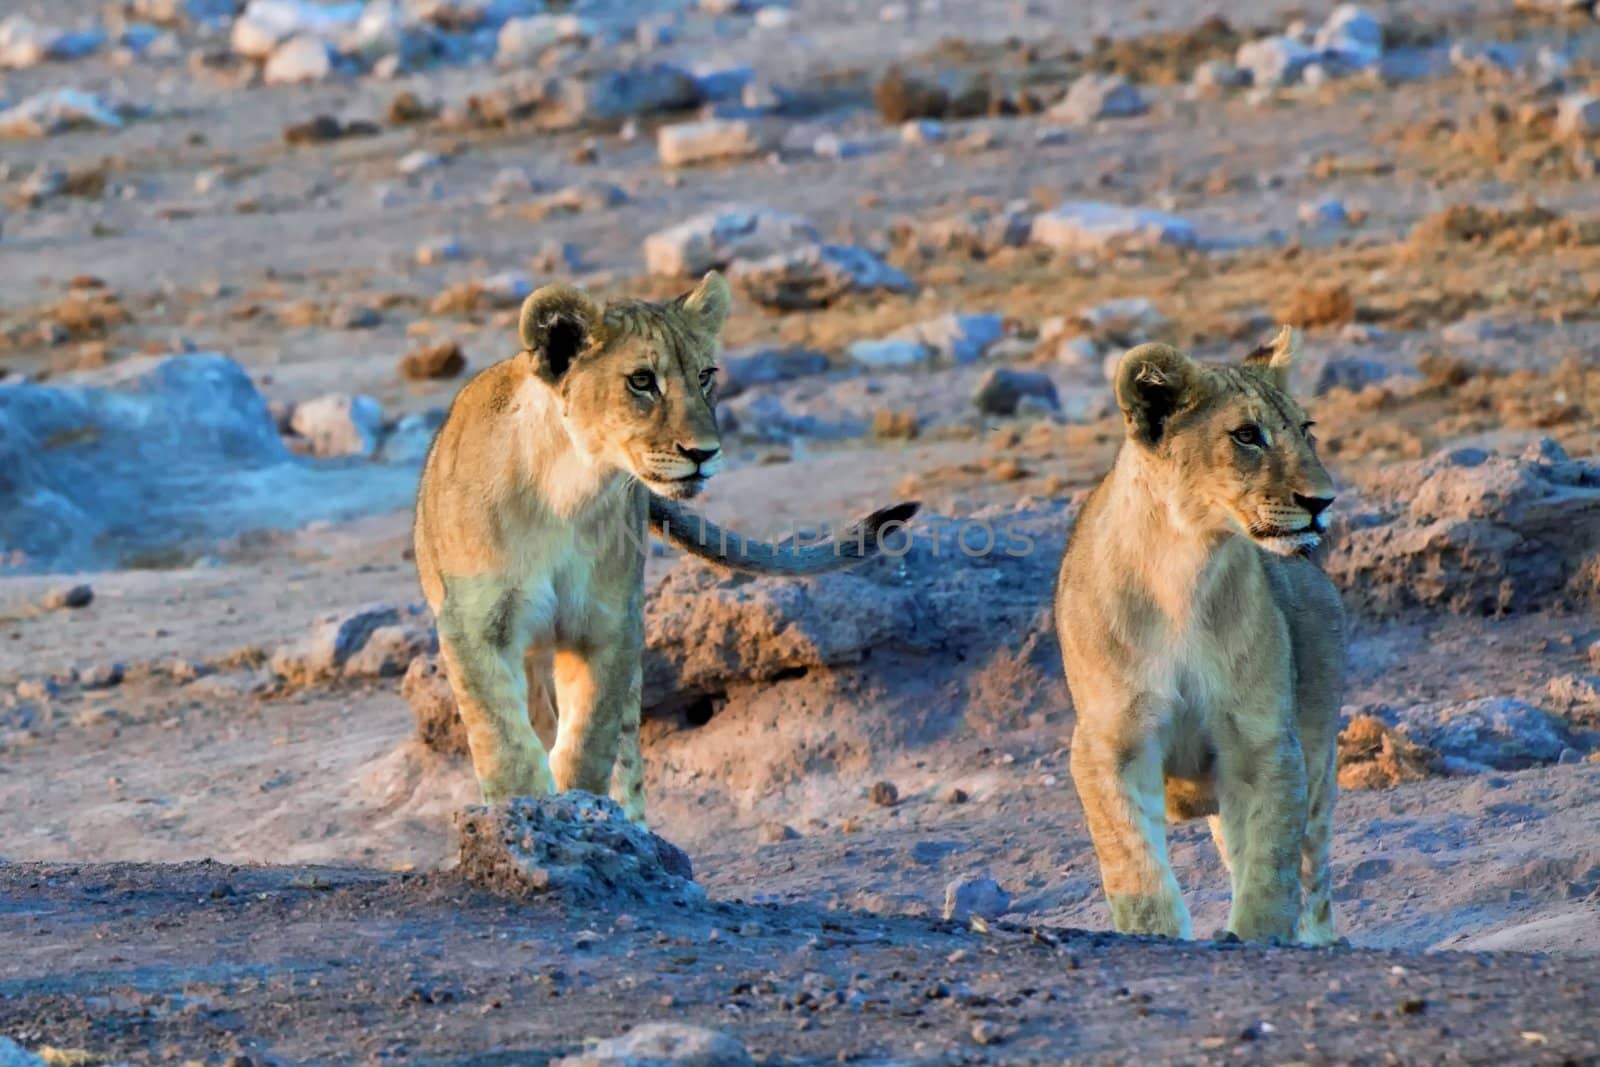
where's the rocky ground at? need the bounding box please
[3,0,1600,1063]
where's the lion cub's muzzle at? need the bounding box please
[636,444,724,499]
[1249,492,1334,557]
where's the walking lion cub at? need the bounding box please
[414,272,916,824]
[1055,327,1346,944]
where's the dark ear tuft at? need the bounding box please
[1114,343,1199,448]
[518,285,601,384]
[1242,325,1297,389]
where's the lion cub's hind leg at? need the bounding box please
[437,584,557,804]
[1071,720,1192,939]
[524,646,559,750]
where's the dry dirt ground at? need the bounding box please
[3,0,1600,1063]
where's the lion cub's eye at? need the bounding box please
[627,370,658,394]
[1230,424,1266,448]
[699,368,717,392]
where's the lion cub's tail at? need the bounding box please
[648,498,920,576]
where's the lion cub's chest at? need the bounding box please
[501,488,639,646]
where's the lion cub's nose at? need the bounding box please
[1294,492,1334,518]
[677,444,720,466]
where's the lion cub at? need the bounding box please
[414,272,916,825]
[1055,327,1346,944]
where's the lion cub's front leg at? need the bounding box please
[1070,706,1191,939]
[1214,718,1308,943]
[437,587,557,803]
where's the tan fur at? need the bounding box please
[413,272,917,823]
[1054,327,1346,944]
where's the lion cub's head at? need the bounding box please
[1112,326,1336,557]
[517,272,730,500]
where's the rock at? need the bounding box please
[399,340,466,381]
[729,244,913,310]
[757,822,796,844]
[870,780,899,806]
[1314,358,1392,395]
[943,874,1010,922]
[690,62,753,103]
[496,14,587,65]
[0,1038,45,1067]
[1312,5,1384,69]
[1440,315,1514,345]
[1396,698,1574,771]
[1325,450,1600,616]
[547,64,701,127]
[456,794,702,907]
[271,603,402,685]
[328,304,381,330]
[973,368,1059,417]
[41,584,94,610]
[381,408,447,462]
[263,34,332,84]
[971,1021,1005,1046]
[553,1023,751,1067]
[719,347,830,397]
[657,118,776,167]
[848,339,932,369]
[231,0,361,59]
[945,787,969,804]
[1547,672,1600,709]
[289,394,384,458]
[0,16,103,69]
[901,119,946,143]
[415,236,464,264]
[1236,35,1317,88]
[83,662,125,689]
[1190,59,1248,95]
[18,166,68,205]
[484,166,537,204]
[1076,297,1168,347]
[1299,197,1349,227]
[1555,94,1600,140]
[403,653,464,753]
[343,622,435,678]
[1449,41,1517,78]
[0,89,123,138]
[398,149,445,176]
[481,271,533,304]
[909,201,1033,255]
[644,207,820,277]
[889,313,1004,366]
[1030,202,1197,256]
[348,0,431,65]
[535,181,628,216]
[1050,73,1147,124]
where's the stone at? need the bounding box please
[41,584,94,610]
[644,207,820,276]
[847,339,932,369]
[1312,5,1384,69]
[718,347,830,397]
[328,304,381,330]
[399,340,466,381]
[480,271,533,304]
[231,0,361,59]
[1190,59,1248,95]
[1236,35,1317,88]
[415,236,464,264]
[1299,197,1349,227]
[0,16,104,69]
[290,394,384,458]
[1076,297,1168,347]
[553,1023,751,1067]
[270,603,402,685]
[813,133,886,159]
[403,653,463,753]
[536,181,628,215]
[889,313,1004,365]
[83,662,125,689]
[1030,202,1197,256]
[757,822,797,844]
[1314,358,1392,395]
[547,64,701,127]
[496,14,588,65]
[529,240,580,273]
[1555,94,1600,140]
[381,408,447,462]
[870,780,899,806]
[456,794,703,907]
[657,118,776,167]
[1396,698,1574,771]
[910,201,1033,255]
[1441,315,1515,345]
[690,62,753,102]
[729,244,913,310]
[485,166,537,204]
[18,166,68,205]
[1449,41,1517,78]
[343,622,436,678]
[943,874,1010,922]
[263,34,332,84]
[0,1038,45,1067]
[973,368,1059,417]
[1050,73,1147,124]
[901,119,946,143]
[0,90,123,138]
[398,149,445,176]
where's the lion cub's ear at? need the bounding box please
[1115,343,1199,448]
[518,284,602,384]
[679,270,731,336]
[1242,324,1298,391]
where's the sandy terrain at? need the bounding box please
[2,0,1600,1062]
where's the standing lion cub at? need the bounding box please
[1055,327,1346,944]
[413,271,915,825]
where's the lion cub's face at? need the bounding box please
[1114,328,1336,557]
[518,273,729,500]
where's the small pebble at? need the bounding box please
[869,780,899,807]
[43,584,94,610]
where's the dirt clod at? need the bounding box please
[399,340,466,381]
[869,781,899,807]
